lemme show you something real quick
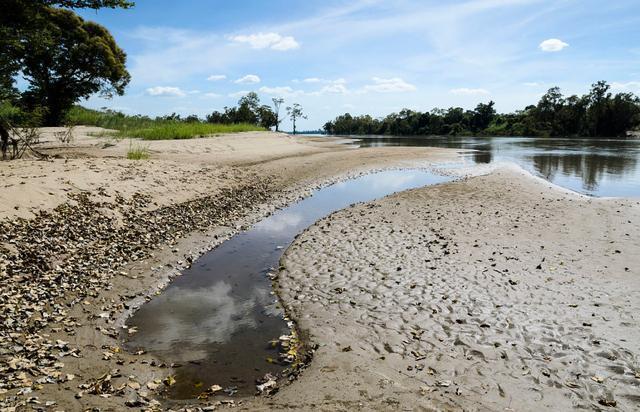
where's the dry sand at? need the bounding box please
[267,167,640,411]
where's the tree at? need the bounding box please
[272,97,284,132]
[0,0,132,155]
[286,103,307,135]
[257,105,277,129]
[20,8,130,125]
[235,92,260,124]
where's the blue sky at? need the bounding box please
[77,0,640,130]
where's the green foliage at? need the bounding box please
[324,82,640,138]
[114,123,264,140]
[41,0,134,8]
[19,8,130,125]
[67,106,155,130]
[67,106,264,140]
[0,0,131,127]
[206,92,278,129]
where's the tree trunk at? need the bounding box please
[0,122,9,160]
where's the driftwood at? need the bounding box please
[0,124,48,160]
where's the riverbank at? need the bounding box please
[267,166,640,411]
[0,128,458,410]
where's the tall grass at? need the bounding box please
[113,122,264,140]
[66,106,264,140]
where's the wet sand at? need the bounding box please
[265,166,640,411]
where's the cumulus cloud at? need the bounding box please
[363,77,416,93]
[539,38,569,52]
[303,77,322,83]
[207,74,226,81]
[145,86,186,97]
[234,74,261,84]
[450,88,490,96]
[203,92,221,98]
[523,82,541,87]
[228,32,300,51]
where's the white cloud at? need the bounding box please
[228,91,251,98]
[207,74,226,81]
[258,86,303,96]
[611,81,640,92]
[363,77,416,93]
[321,83,349,94]
[523,82,541,87]
[234,74,261,84]
[203,92,222,98]
[450,88,490,95]
[303,77,322,83]
[145,86,186,97]
[539,38,569,52]
[228,32,300,51]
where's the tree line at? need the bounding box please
[204,93,306,133]
[323,81,640,138]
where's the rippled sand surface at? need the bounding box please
[269,168,640,411]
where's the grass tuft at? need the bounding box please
[126,140,150,160]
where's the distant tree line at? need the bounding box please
[323,81,640,138]
[205,92,278,129]
[205,93,306,134]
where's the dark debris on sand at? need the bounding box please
[0,181,273,409]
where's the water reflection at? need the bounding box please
[124,170,452,399]
[353,136,640,197]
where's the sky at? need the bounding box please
[76,0,640,130]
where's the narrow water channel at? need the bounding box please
[123,169,451,399]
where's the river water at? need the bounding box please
[124,170,451,399]
[349,136,640,198]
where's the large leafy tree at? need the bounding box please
[0,0,131,155]
[19,7,130,125]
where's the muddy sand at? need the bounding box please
[271,167,640,411]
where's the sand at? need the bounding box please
[0,127,454,220]
[265,167,640,411]
[0,128,457,411]
[2,128,638,411]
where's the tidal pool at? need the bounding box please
[124,169,451,399]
